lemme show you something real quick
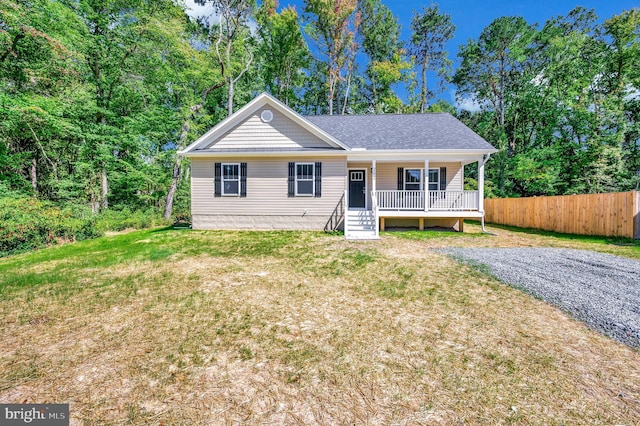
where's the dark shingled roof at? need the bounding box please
[305,113,495,151]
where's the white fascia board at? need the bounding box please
[178,92,349,154]
[346,149,497,163]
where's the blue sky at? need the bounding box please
[185,0,638,107]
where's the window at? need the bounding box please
[222,163,240,195]
[405,169,422,190]
[215,162,246,197]
[296,163,314,196]
[428,169,439,191]
[288,162,321,197]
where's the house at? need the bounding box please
[178,93,497,239]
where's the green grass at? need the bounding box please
[477,220,640,247]
[0,227,638,424]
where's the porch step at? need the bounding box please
[345,210,379,240]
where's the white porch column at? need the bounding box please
[478,156,485,213]
[371,160,377,194]
[372,160,378,235]
[424,159,429,211]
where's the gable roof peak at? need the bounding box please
[179,92,349,154]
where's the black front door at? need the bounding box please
[348,170,366,208]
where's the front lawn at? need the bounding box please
[0,226,638,424]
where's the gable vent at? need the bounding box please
[261,109,273,123]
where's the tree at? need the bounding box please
[196,0,256,116]
[603,9,640,189]
[304,0,359,115]
[0,0,85,197]
[256,0,310,107]
[454,16,535,134]
[409,5,455,113]
[357,0,410,113]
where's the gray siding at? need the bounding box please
[191,157,347,227]
[207,107,332,150]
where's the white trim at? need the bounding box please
[295,162,315,197]
[424,159,429,212]
[427,168,440,191]
[182,151,494,166]
[221,162,240,196]
[348,167,368,210]
[404,168,422,191]
[179,93,349,155]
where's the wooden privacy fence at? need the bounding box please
[484,191,640,239]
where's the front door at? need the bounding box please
[348,169,366,209]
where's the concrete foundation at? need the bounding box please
[192,214,330,230]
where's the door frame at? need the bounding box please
[347,168,368,210]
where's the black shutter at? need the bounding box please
[314,162,322,197]
[397,167,404,190]
[440,167,447,191]
[288,162,295,197]
[240,162,247,197]
[214,162,221,197]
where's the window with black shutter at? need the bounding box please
[289,162,321,197]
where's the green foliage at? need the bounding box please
[2,0,640,254]
[455,7,640,197]
[356,0,411,113]
[409,4,456,112]
[92,208,169,233]
[304,0,359,115]
[0,190,171,257]
[0,195,100,257]
[256,1,310,107]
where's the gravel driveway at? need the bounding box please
[441,248,640,348]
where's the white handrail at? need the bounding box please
[371,191,379,236]
[373,190,479,211]
[343,190,348,235]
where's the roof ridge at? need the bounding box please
[304,112,453,118]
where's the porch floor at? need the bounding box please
[377,210,483,219]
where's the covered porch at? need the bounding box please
[344,155,489,239]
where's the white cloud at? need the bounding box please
[451,90,485,112]
[182,0,257,33]
[183,0,217,20]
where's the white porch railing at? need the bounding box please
[373,190,479,211]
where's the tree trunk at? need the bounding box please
[101,166,108,210]
[341,73,351,115]
[30,157,37,193]
[163,104,204,220]
[163,157,182,220]
[499,55,505,128]
[228,78,234,116]
[420,57,428,113]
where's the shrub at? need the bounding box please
[92,208,170,232]
[0,195,171,257]
[0,196,101,257]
